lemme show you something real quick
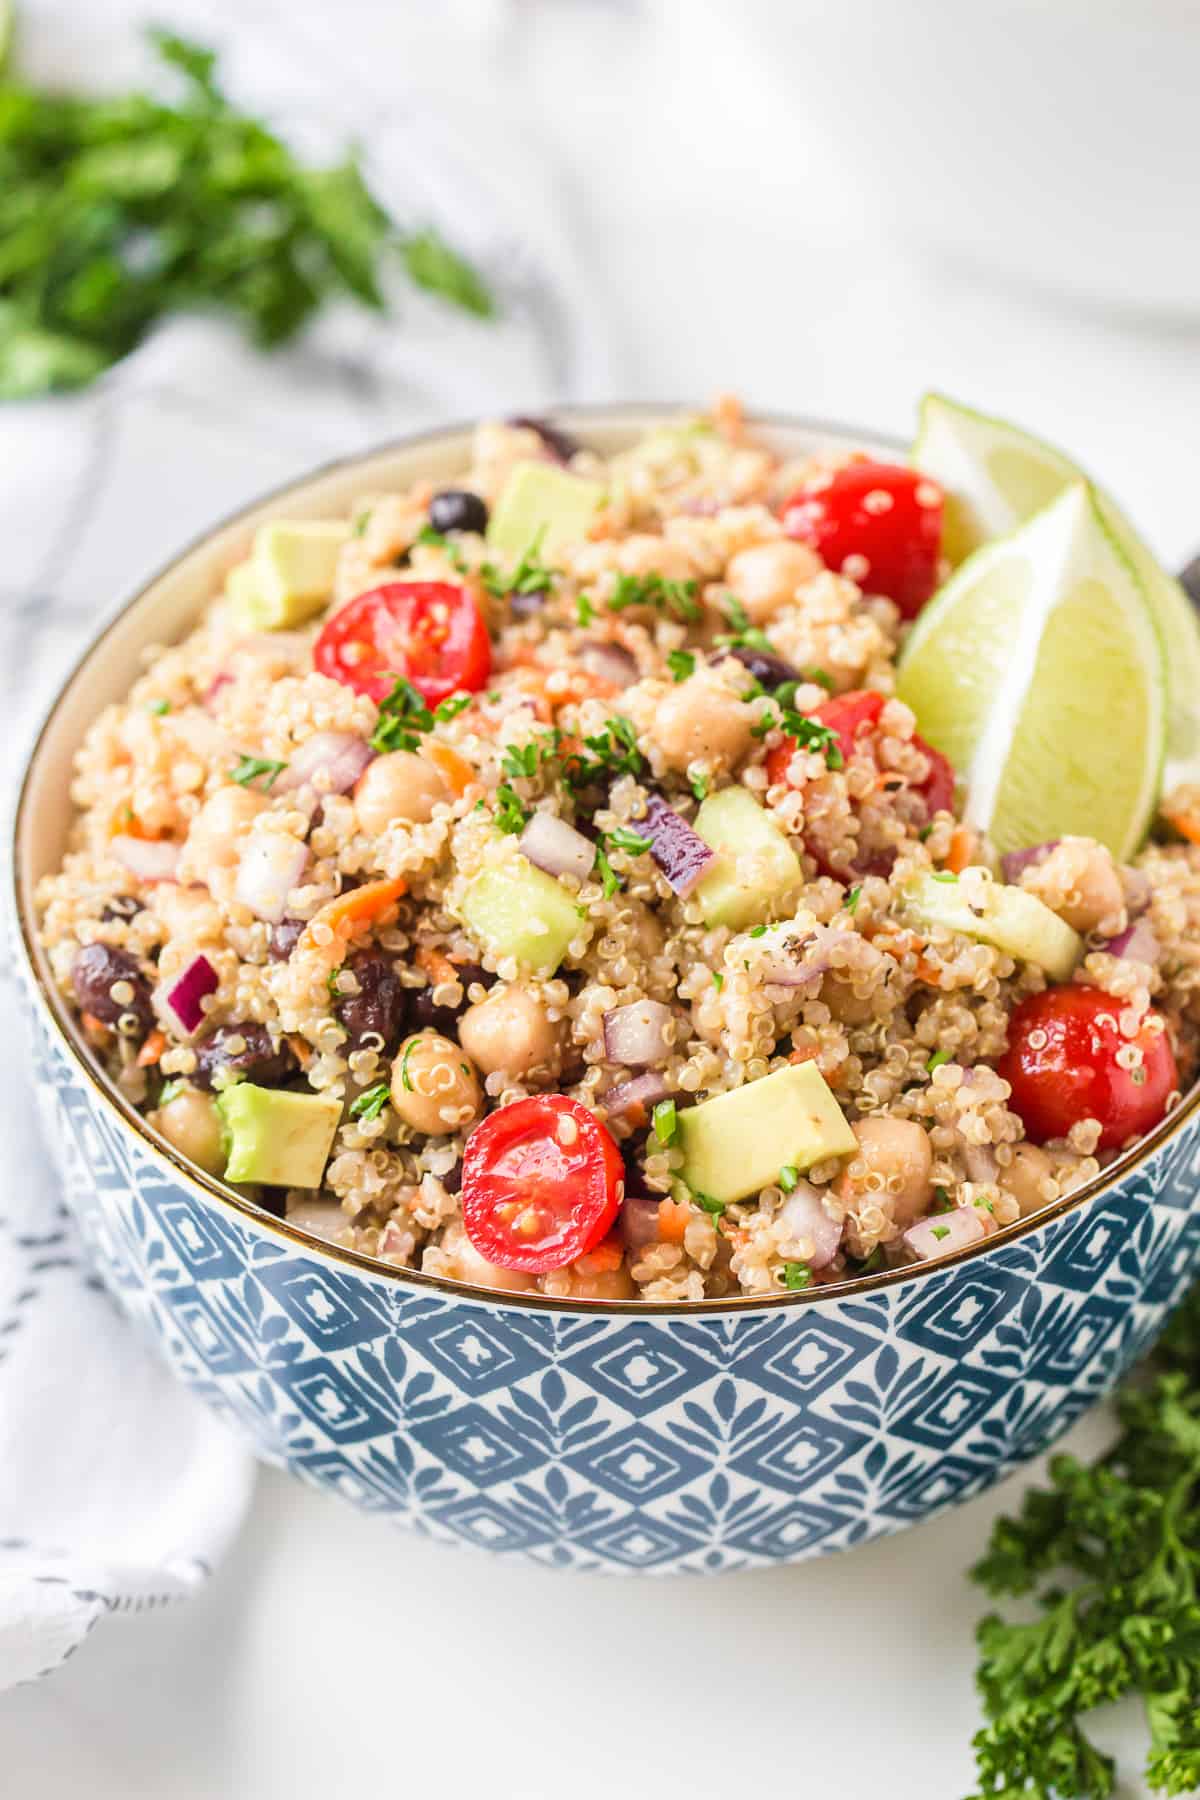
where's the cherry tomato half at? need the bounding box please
[781,461,943,621]
[766,688,954,817]
[997,988,1178,1151]
[461,1095,625,1273]
[313,581,491,705]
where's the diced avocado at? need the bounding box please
[904,869,1082,980]
[486,461,604,562]
[216,1083,342,1188]
[225,559,270,632]
[461,858,583,973]
[692,787,802,929]
[678,1063,857,1206]
[250,520,350,629]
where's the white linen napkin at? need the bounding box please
[0,0,618,1688]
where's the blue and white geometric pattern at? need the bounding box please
[23,988,1200,1576]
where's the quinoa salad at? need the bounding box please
[34,401,1200,1304]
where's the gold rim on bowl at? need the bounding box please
[13,404,1200,1316]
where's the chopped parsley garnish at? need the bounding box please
[349,1081,391,1121]
[493,785,530,835]
[926,1049,951,1074]
[918,823,933,842]
[566,714,646,788]
[147,699,171,716]
[845,884,862,915]
[399,1038,419,1092]
[415,522,467,572]
[778,1164,800,1192]
[692,1191,726,1216]
[931,869,959,883]
[370,676,434,753]
[750,709,776,740]
[157,1079,183,1105]
[594,846,620,900]
[748,924,768,938]
[690,771,710,803]
[667,649,696,683]
[501,741,543,780]
[931,1224,950,1241]
[434,692,472,723]
[576,591,595,627]
[230,754,287,789]
[353,509,372,538]
[607,572,701,622]
[715,594,773,655]
[777,702,843,770]
[782,1261,812,1290]
[712,971,724,992]
[652,1099,677,1145]
[481,530,554,602]
[607,825,654,855]
[932,1185,954,1214]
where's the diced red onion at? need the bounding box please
[286,1199,347,1245]
[643,795,716,896]
[277,731,375,796]
[755,923,825,988]
[1123,869,1152,917]
[519,811,596,882]
[163,953,219,1034]
[1097,919,1161,964]
[1000,840,1060,884]
[903,1208,987,1261]
[577,641,639,688]
[778,1181,843,1268]
[601,1071,671,1120]
[204,671,232,709]
[620,1195,662,1253]
[604,1000,675,1068]
[962,1143,999,1185]
[111,835,180,883]
[234,832,309,924]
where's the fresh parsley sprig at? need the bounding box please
[230,754,287,789]
[370,677,434,753]
[607,572,701,623]
[481,531,555,603]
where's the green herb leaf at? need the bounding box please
[689,772,710,803]
[493,784,529,835]
[230,754,286,789]
[778,1165,800,1193]
[652,1099,677,1145]
[667,649,696,683]
[845,884,862,915]
[692,1191,725,1216]
[606,825,653,855]
[401,227,495,318]
[147,698,171,715]
[370,677,434,753]
[349,1081,391,1121]
[481,530,553,603]
[607,572,701,622]
[434,692,472,723]
[782,1260,812,1290]
[712,971,724,992]
[926,1049,951,1073]
[576,591,595,627]
[594,846,620,900]
[156,1079,183,1106]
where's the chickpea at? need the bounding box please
[390,1032,483,1135]
[839,1116,934,1256]
[652,670,754,772]
[1024,837,1125,935]
[149,1085,226,1176]
[438,1221,537,1294]
[459,984,563,1081]
[543,1262,637,1301]
[354,751,449,836]
[823,974,879,1026]
[725,539,822,623]
[1000,1143,1055,1218]
[183,786,265,874]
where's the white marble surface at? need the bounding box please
[5,1,1200,1794]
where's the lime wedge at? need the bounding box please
[913,392,1200,788]
[897,483,1165,861]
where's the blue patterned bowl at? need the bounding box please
[13,410,1200,1574]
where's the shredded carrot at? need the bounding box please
[914,956,943,986]
[136,1029,166,1067]
[81,1011,108,1036]
[110,807,159,841]
[573,1235,625,1277]
[944,827,974,875]
[416,945,459,988]
[788,1043,820,1066]
[657,1198,691,1244]
[1162,806,1200,847]
[286,1034,314,1069]
[422,740,475,796]
[299,877,407,960]
[712,391,744,442]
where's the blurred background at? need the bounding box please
[3,2,1199,1795]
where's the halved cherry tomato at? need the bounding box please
[766,688,954,818]
[461,1095,625,1272]
[997,988,1178,1150]
[313,581,491,705]
[781,461,943,620]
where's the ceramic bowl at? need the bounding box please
[13,408,1200,1574]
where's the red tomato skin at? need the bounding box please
[765,688,953,817]
[313,581,491,705]
[461,1095,625,1273]
[915,736,955,817]
[781,462,943,621]
[997,988,1178,1151]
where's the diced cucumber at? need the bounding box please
[225,559,270,632]
[678,1063,857,1206]
[216,1083,342,1188]
[904,869,1082,980]
[692,787,802,929]
[250,520,350,628]
[460,857,583,973]
[486,461,604,562]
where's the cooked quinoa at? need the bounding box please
[35,404,1200,1303]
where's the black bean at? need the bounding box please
[719,645,802,690]
[337,951,407,1052]
[442,1159,463,1196]
[409,959,490,1037]
[268,918,306,961]
[508,415,580,465]
[192,1024,296,1090]
[100,895,141,923]
[429,488,488,536]
[71,942,154,1031]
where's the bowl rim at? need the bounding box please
[13,400,1200,1318]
